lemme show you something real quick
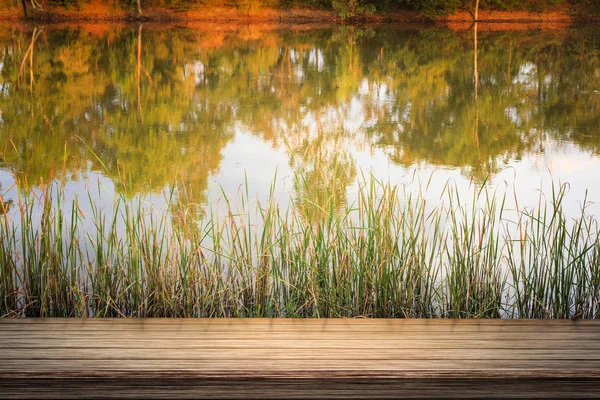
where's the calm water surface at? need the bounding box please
[0,24,599,224]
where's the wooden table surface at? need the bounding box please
[1,318,599,398]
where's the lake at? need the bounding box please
[0,24,599,218]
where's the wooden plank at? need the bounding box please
[2,339,598,349]
[0,319,599,398]
[2,378,600,399]
[2,347,600,360]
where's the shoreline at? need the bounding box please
[0,19,582,34]
[1,4,599,24]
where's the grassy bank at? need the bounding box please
[1,175,599,318]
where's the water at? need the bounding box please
[0,24,599,223]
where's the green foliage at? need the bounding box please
[331,0,375,18]
[394,0,570,15]
[404,0,463,17]
[47,0,84,8]
[568,0,600,16]
[308,0,337,9]
[6,0,595,16]
[480,0,563,12]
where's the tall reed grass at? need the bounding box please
[0,175,599,318]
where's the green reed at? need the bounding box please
[0,175,599,318]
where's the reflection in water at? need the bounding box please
[0,24,599,216]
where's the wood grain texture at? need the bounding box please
[1,319,599,398]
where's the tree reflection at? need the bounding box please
[0,25,598,209]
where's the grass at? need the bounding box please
[0,174,599,318]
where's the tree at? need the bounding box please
[20,0,44,19]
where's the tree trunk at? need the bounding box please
[136,0,142,17]
[21,0,28,18]
[473,22,479,147]
[474,0,480,22]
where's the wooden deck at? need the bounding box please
[1,319,599,398]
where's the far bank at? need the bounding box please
[1,0,599,23]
